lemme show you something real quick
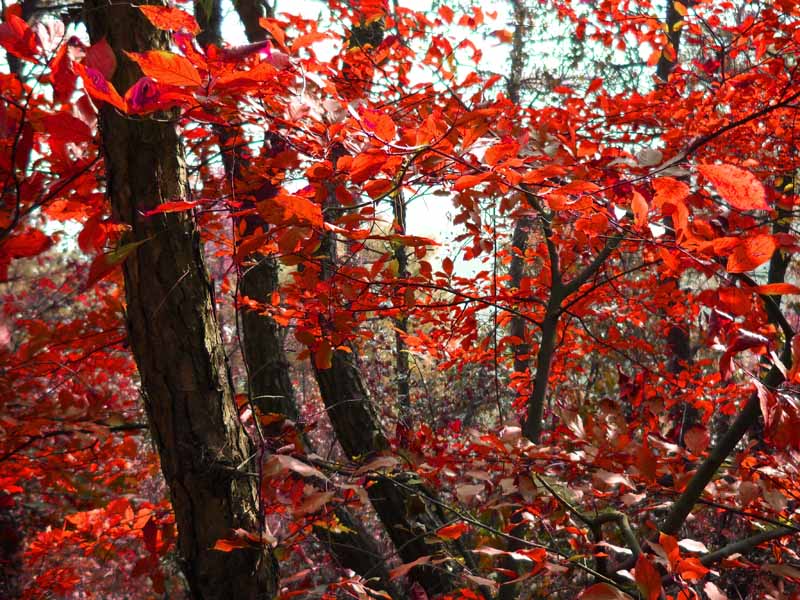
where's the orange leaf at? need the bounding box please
[632,191,649,228]
[126,50,202,87]
[362,110,396,142]
[364,179,394,199]
[259,18,288,53]
[484,140,519,166]
[258,194,323,227]
[138,5,200,34]
[651,177,689,208]
[350,150,388,184]
[454,171,491,191]
[213,528,275,552]
[436,522,470,540]
[677,556,709,581]
[697,163,769,211]
[726,234,776,273]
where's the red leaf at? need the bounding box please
[484,140,519,166]
[349,150,388,184]
[2,229,52,259]
[138,5,200,35]
[126,51,202,87]
[143,200,200,216]
[85,38,117,80]
[0,14,39,61]
[86,239,147,289]
[442,256,454,276]
[676,556,709,581]
[651,177,689,208]
[726,234,776,273]
[362,110,396,142]
[436,522,470,540]
[40,113,92,142]
[634,554,662,600]
[74,63,127,111]
[124,77,192,114]
[697,163,769,211]
[50,37,85,103]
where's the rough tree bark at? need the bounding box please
[83,2,277,598]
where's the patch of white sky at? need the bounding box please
[215,0,654,273]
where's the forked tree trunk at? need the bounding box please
[83,2,277,598]
[314,215,460,596]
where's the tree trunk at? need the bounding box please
[83,2,277,598]
[311,180,468,594]
[314,349,459,595]
[195,3,399,590]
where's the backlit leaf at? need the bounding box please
[126,51,202,87]
[726,234,776,273]
[697,163,769,211]
[138,5,200,34]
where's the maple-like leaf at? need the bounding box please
[697,163,769,211]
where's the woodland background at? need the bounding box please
[1,0,800,598]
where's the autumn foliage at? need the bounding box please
[1,0,800,598]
